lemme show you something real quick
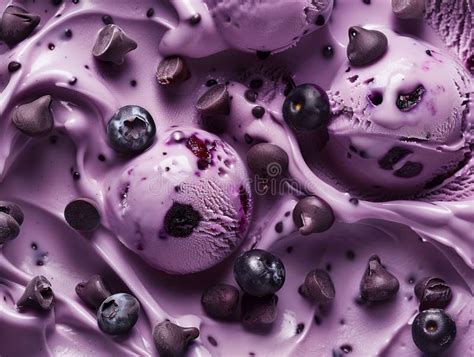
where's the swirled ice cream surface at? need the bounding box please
[0,0,473,356]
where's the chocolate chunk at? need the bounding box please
[293,196,335,235]
[247,143,289,178]
[201,284,239,320]
[1,6,41,47]
[360,255,399,302]
[415,277,452,311]
[75,275,111,309]
[392,0,424,19]
[195,84,230,116]
[8,61,21,73]
[64,198,101,232]
[17,276,54,311]
[12,95,54,137]
[153,321,199,357]
[393,161,423,178]
[92,24,137,65]
[241,294,278,328]
[0,212,20,244]
[378,146,412,170]
[0,201,24,225]
[156,56,190,86]
[347,26,387,66]
[300,269,335,304]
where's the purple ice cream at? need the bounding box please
[105,128,252,274]
[0,0,473,356]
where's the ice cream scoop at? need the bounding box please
[322,28,472,200]
[105,128,252,274]
[204,0,333,53]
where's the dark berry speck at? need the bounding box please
[146,8,155,18]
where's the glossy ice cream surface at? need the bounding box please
[0,0,473,356]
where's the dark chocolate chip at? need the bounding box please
[0,212,20,244]
[156,56,191,86]
[8,61,21,73]
[378,146,412,170]
[153,321,199,357]
[247,143,289,178]
[164,202,201,238]
[17,276,54,311]
[195,84,230,116]
[393,161,423,178]
[92,24,137,65]
[360,255,399,302]
[347,26,387,66]
[201,284,239,320]
[0,201,24,225]
[415,277,452,311]
[241,294,278,328]
[300,269,335,304]
[75,275,111,309]
[293,196,335,235]
[392,0,425,19]
[251,106,265,119]
[64,198,101,232]
[12,95,54,137]
[189,14,201,26]
[1,5,41,47]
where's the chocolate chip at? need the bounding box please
[12,95,54,137]
[392,0,424,19]
[188,14,201,26]
[156,56,191,86]
[293,196,335,235]
[347,26,387,66]
[0,201,24,225]
[393,161,423,178]
[360,255,399,302]
[201,284,239,320]
[247,143,289,178]
[153,321,199,357]
[17,276,54,311]
[415,277,452,311]
[378,146,412,170]
[8,61,21,73]
[0,212,20,244]
[64,198,101,232]
[1,6,41,47]
[92,24,137,65]
[75,275,111,309]
[300,269,335,304]
[241,294,278,328]
[195,84,230,116]
[252,106,265,119]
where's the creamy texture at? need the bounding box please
[0,1,473,357]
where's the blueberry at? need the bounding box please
[412,309,456,354]
[107,105,156,154]
[97,293,140,335]
[234,249,285,297]
[283,84,330,131]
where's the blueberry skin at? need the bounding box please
[107,105,156,154]
[282,84,330,131]
[412,309,456,354]
[234,249,285,297]
[97,293,140,335]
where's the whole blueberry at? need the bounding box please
[282,84,330,131]
[107,105,156,154]
[97,293,140,335]
[412,309,456,354]
[234,249,285,297]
